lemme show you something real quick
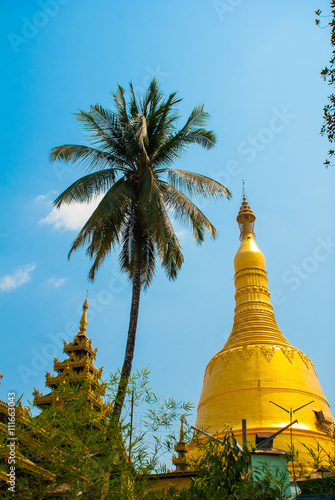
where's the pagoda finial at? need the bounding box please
[236,182,255,240]
[79,294,89,335]
[180,414,185,441]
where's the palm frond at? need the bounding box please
[182,128,217,150]
[118,209,136,276]
[138,78,160,117]
[112,84,129,127]
[75,109,111,141]
[49,144,123,172]
[54,170,117,208]
[89,105,120,137]
[139,175,184,280]
[183,104,210,130]
[168,169,232,200]
[118,210,156,287]
[146,92,180,156]
[87,218,122,282]
[138,167,154,207]
[153,196,184,280]
[89,104,142,165]
[74,109,129,162]
[151,126,217,167]
[128,83,140,119]
[68,178,134,258]
[160,181,218,243]
[140,232,156,287]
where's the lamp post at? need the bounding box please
[269,400,314,450]
[269,399,314,497]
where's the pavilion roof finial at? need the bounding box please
[172,415,188,472]
[79,294,89,335]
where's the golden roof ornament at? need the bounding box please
[236,180,255,240]
[79,293,89,335]
[172,415,188,472]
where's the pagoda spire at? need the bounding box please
[79,293,89,335]
[237,181,256,240]
[222,189,291,350]
[172,415,188,472]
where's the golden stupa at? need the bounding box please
[194,190,334,463]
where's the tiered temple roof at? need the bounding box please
[33,297,105,410]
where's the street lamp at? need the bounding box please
[269,400,314,498]
[269,400,314,449]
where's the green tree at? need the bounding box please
[152,429,290,500]
[316,1,335,166]
[186,431,247,499]
[2,380,297,500]
[50,79,231,420]
[5,370,192,499]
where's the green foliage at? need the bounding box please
[289,442,335,499]
[4,388,335,500]
[2,369,192,499]
[235,467,290,500]
[181,429,289,500]
[296,476,335,498]
[106,367,193,474]
[7,377,335,499]
[187,430,246,499]
[316,1,335,166]
[0,375,290,499]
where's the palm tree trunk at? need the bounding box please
[112,238,142,421]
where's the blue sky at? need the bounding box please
[1,0,334,444]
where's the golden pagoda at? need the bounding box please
[33,296,105,410]
[193,190,335,464]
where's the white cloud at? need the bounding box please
[45,278,68,288]
[0,264,36,292]
[170,218,189,242]
[175,228,188,241]
[45,278,67,288]
[40,195,103,231]
[34,190,58,204]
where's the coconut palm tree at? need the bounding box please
[50,79,232,420]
